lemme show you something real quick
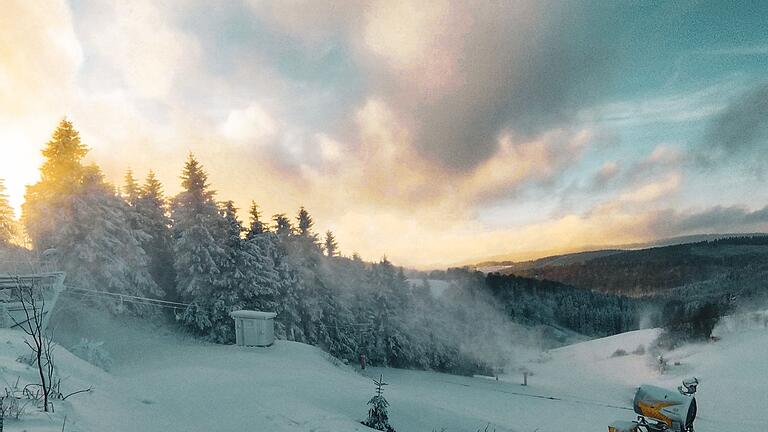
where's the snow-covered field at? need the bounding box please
[1,314,766,432]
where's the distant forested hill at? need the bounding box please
[422,268,646,338]
[502,236,768,298]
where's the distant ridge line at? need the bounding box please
[469,232,768,270]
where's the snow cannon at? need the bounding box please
[633,384,696,431]
[608,378,698,432]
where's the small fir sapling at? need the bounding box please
[362,374,395,432]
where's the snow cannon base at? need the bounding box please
[609,420,639,432]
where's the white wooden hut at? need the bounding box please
[231,310,277,347]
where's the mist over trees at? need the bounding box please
[14,119,661,373]
[0,178,15,245]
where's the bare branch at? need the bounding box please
[61,388,92,400]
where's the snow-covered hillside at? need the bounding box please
[1,315,766,432]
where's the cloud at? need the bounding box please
[4,0,767,268]
[618,144,686,186]
[579,81,735,129]
[219,104,278,143]
[0,0,82,118]
[372,2,618,172]
[362,0,467,95]
[667,205,768,234]
[77,0,201,99]
[700,81,768,168]
[619,173,681,203]
[297,99,594,213]
[592,161,620,188]
[249,1,618,173]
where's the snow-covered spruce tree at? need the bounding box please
[0,178,16,245]
[23,120,159,309]
[267,211,306,340]
[295,206,318,244]
[269,232,304,342]
[281,206,356,355]
[134,171,177,300]
[323,230,338,257]
[364,258,415,367]
[312,261,358,360]
[122,169,140,206]
[362,374,395,432]
[290,207,326,344]
[23,118,88,250]
[204,201,286,343]
[61,166,162,311]
[272,213,293,237]
[245,200,266,239]
[171,154,229,333]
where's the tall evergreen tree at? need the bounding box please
[122,169,140,206]
[323,230,339,257]
[171,154,229,332]
[272,213,292,237]
[0,179,15,245]
[201,201,289,342]
[134,170,176,299]
[60,165,161,310]
[20,121,158,310]
[22,118,88,249]
[246,200,267,239]
[35,119,88,193]
[365,258,414,367]
[269,235,304,341]
[296,206,317,242]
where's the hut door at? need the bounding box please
[257,320,265,343]
[246,320,257,344]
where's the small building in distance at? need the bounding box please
[230,310,277,347]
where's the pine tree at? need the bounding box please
[246,200,266,239]
[366,258,414,366]
[171,154,228,331]
[323,230,339,257]
[295,206,319,245]
[134,171,176,300]
[272,213,292,237]
[203,200,288,342]
[122,169,140,206]
[20,121,158,310]
[0,179,15,245]
[22,119,88,249]
[362,374,395,432]
[296,206,314,237]
[269,235,304,341]
[37,118,88,193]
[57,164,161,311]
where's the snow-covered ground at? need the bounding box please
[1,314,766,432]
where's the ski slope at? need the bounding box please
[1,315,766,432]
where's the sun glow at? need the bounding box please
[0,128,44,218]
